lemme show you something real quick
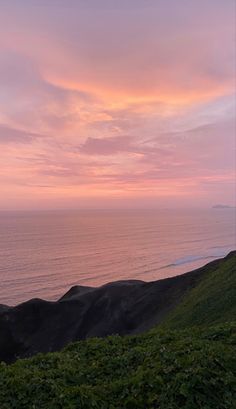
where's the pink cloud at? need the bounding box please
[0,1,235,209]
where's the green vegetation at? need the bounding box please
[163,254,236,329]
[0,323,235,409]
[0,253,235,408]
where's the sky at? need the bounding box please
[0,0,235,209]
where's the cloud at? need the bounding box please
[80,136,135,155]
[0,1,235,208]
[0,1,235,103]
[0,50,96,135]
[0,125,40,144]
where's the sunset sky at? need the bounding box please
[0,0,235,209]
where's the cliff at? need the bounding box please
[0,251,235,363]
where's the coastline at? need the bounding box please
[1,251,235,363]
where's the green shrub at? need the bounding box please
[0,323,235,408]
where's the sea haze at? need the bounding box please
[0,209,235,306]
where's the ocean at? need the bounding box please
[0,208,235,306]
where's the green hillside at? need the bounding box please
[0,253,235,408]
[163,252,236,329]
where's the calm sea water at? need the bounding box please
[0,209,235,306]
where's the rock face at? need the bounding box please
[0,254,234,363]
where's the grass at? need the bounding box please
[163,253,236,329]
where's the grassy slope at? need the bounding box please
[163,253,236,329]
[0,253,235,408]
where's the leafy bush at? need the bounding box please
[0,323,235,408]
